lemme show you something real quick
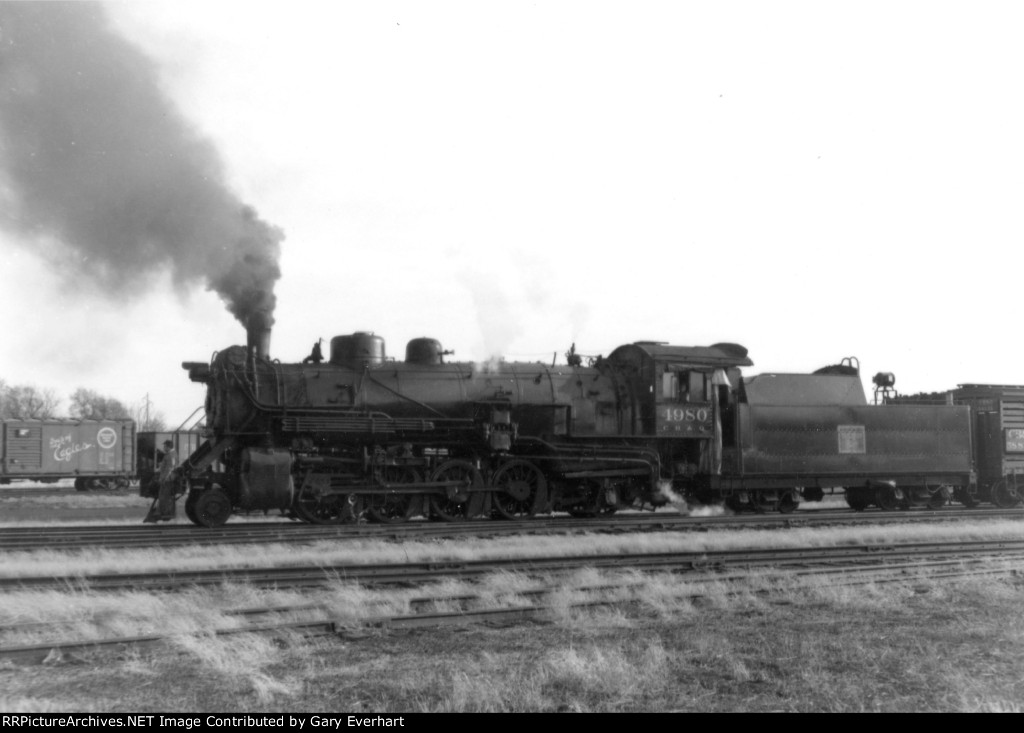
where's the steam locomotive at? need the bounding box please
[167,322,1021,527]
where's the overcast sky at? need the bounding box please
[1,1,1023,426]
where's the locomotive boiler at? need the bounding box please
[172,324,977,527]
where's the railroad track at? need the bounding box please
[2,545,1021,665]
[3,538,1024,592]
[0,486,125,498]
[0,485,74,495]
[3,507,1022,551]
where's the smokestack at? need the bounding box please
[246,311,272,360]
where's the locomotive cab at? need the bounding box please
[603,342,753,483]
[605,342,752,440]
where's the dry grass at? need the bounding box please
[2,516,1023,579]
[1,567,1022,712]
[2,499,1023,712]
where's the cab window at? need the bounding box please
[661,372,678,399]
[662,370,708,402]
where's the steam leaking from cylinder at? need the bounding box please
[0,4,283,333]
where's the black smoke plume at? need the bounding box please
[0,3,283,326]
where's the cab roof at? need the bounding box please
[608,342,753,369]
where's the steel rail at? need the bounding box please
[2,507,1022,552]
[1,556,1019,665]
[3,557,1010,636]
[3,539,1024,592]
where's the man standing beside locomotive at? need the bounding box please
[144,439,178,523]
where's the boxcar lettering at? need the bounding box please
[49,434,95,462]
[1005,428,1024,453]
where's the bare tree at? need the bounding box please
[68,388,130,420]
[1,384,61,419]
[128,394,168,432]
[131,402,168,432]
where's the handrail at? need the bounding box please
[174,406,205,432]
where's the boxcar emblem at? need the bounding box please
[96,426,118,450]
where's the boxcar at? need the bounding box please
[0,418,136,490]
[951,384,1024,507]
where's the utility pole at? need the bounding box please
[143,393,151,428]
